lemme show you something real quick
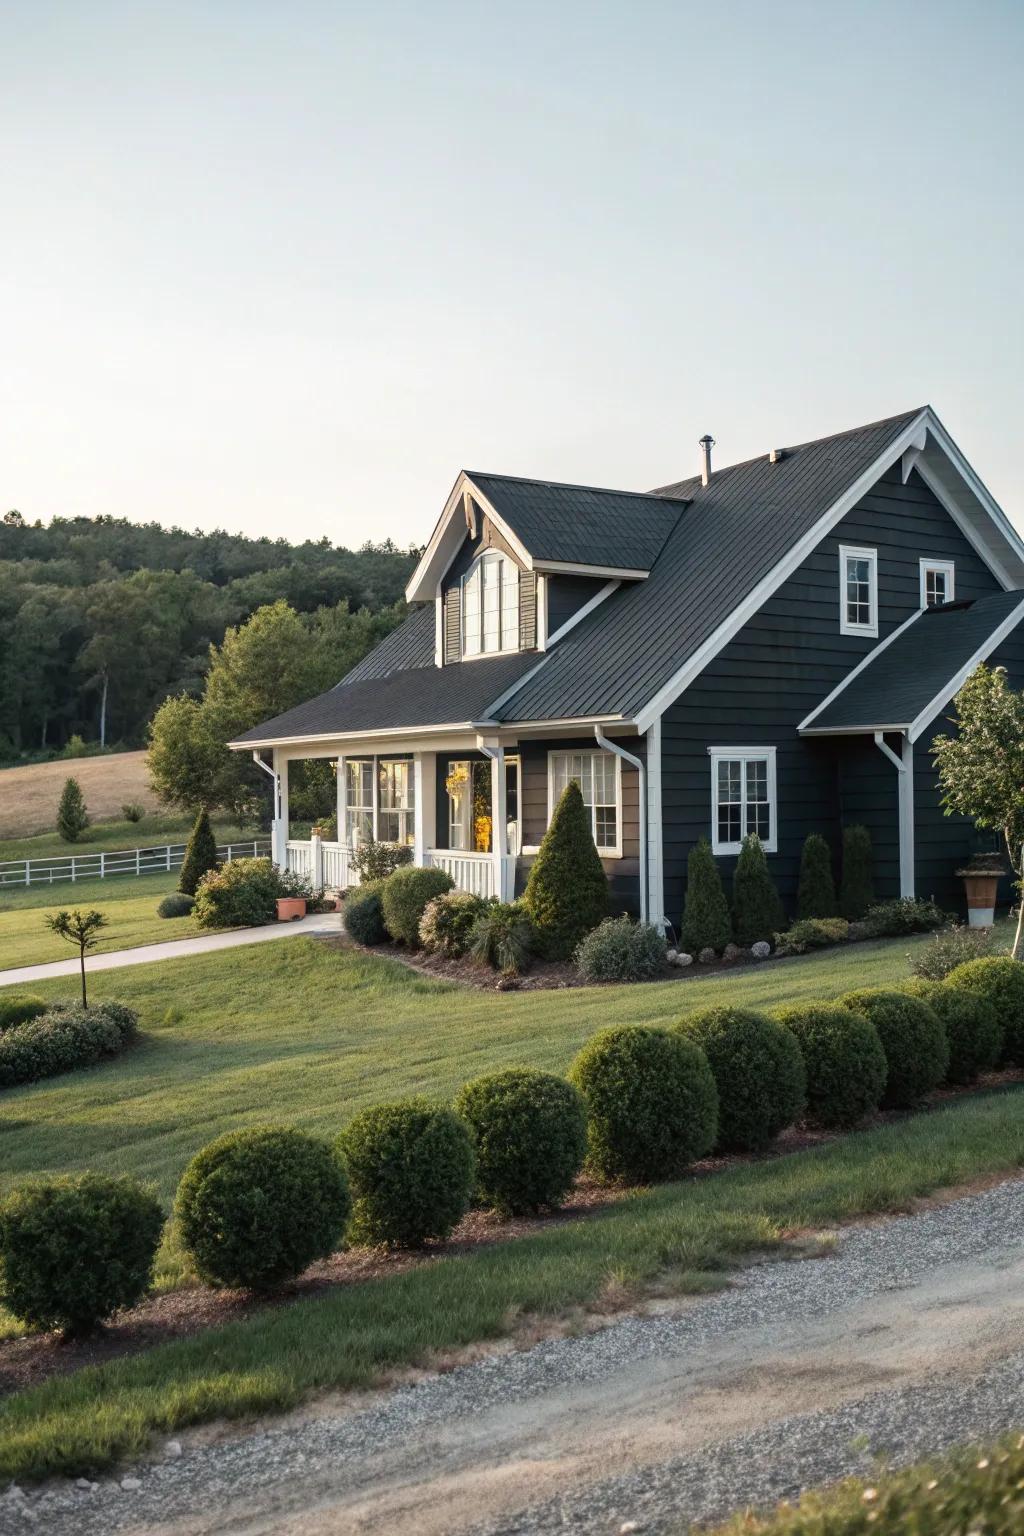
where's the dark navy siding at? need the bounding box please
[660,466,1004,924]
[546,575,608,636]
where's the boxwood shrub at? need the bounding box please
[862,896,947,937]
[337,1097,475,1247]
[675,1007,806,1152]
[839,988,948,1107]
[174,1126,351,1290]
[344,880,388,946]
[0,1002,138,1089]
[773,1002,887,1128]
[0,1173,164,1336]
[380,866,454,947]
[454,1068,587,1214]
[568,1025,718,1184]
[0,995,47,1032]
[157,892,195,919]
[419,890,491,957]
[903,978,1003,1083]
[944,955,1024,1066]
[574,916,666,983]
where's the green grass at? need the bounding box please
[0,814,261,866]
[0,874,203,969]
[1,1088,1022,1482]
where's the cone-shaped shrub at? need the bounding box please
[56,777,90,843]
[944,956,1024,1066]
[178,808,220,896]
[903,978,1003,1084]
[774,1002,887,1128]
[454,1068,587,1214]
[797,833,837,919]
[568,1025,718,1184]
[840,988,948,1108]
[840,824,874,920]
[731,834,785,947]
[523,781,608,959]
[337,1098,475,1248]
[174,1126,351,1290]
[680,837,731,955]
[675,1007,806,1151]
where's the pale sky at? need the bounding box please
[3,0,1023,547]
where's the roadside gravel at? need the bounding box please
[5,1177,1024,1536]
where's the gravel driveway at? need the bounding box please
[6,1176,1024,1536]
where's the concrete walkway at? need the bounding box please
[0,910,342,989]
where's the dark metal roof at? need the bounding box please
[339,604,434,685]
[495,409,923,723]
[801,590,1024,733]
[467,473,686,571]
[232,650,538,745]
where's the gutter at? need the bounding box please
[594,727,648,925]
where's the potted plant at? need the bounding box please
[276,896,307,922]
[955,853,1004,928]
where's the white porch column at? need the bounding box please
[873,731,915,899]
[414,752,437,869]
[645,717,665,930]
[490,745,507,900]
[271,751,289,869]
[336,756,346,845]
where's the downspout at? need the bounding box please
[873,731,915,899]
[252,751,281,867]
[595,727,648,925]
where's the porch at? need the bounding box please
[284,836,518,902]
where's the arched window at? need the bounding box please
[462,551,519,657]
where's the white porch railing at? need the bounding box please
[285,838,355,891]
[321,841,354,890]
[280,839,515,901]
[285,840,315,880]
[426,849,517,902]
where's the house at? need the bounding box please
[231,406,1024,926]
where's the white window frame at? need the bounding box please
[919,558,955,609]
[708,746,778,855]
[839,545,878,637]
[546,749,622,858]
[377,759,415,846]
[345,759,375,847]
[460,550,520,660]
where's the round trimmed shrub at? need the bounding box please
[157,892,195,919]
[344,880,388,945]
[567,1025,718,1184]
[839,988,948,1108]
[773,1003,887,1128]
[337,1098,475,1247]
[0,1173,164,1336]
[0,995,47,1032]
[944,956,1024,1066]
[380,866,454,947]
[903,979,1003,1083]
[675,1007,806,1152]
[174,1127,351,1290]
[454,1068,587,1214]
[574,916,667,983]
[419,890,490,957]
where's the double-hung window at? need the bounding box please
[709,747,777,855]
[345,761,374,847]
[839,545,878,636]
[548,750,620,856]
[919,559,955,608]
[378,760,415,846]
[462,552,519,657]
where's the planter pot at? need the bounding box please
[276,897,307,922]
[962,873,999,928]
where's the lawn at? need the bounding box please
[0,874,202,970]
[0,811,261,866]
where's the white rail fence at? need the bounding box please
[0,839,271,889]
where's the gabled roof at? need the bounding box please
[405,470,686,599]
[798,589,1024,741]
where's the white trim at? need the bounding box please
[536,574,548,651]
[919,557,955,609]
[406,473,534,602]
[546,580,620,650]
[911,455,1017,591]
[797,608,924,733]
[907,593,1024,742]
[708,745,778,855]
[459,548,521,661]
[838,544,878,637]
[546,747,623,858]
[644,715,665,930]
[595,728,646,922]
[873,731,915,898]
[923,411,1024,578]
[633,410,931,733]
[532,559,649,580]
[434,579,444,666]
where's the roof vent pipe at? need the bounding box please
[698,434,714,487]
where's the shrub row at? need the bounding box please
[0,1002,138,1089]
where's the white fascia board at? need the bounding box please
[532,559,649,580]
[910,455,1018,591]
[405,474,534,603]
[800,722,912,736]
[229,721,481,751]
[797,608,925,733]
[907,593,1024,743]
[633,410,931,734]
[923,409,1024,577]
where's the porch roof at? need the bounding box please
[799,589,1024,739]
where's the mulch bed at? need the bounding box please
[2,1067,1021,1399]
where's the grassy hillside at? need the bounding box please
[0,751,159,840]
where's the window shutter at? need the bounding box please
[519,569,537,650]
[444,587,462,664]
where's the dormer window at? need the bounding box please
[462,552,519,657]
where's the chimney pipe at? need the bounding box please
[699,434,714,487]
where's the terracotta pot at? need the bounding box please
[276,897,307,922]
[962,873,999,928]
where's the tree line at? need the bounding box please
[0,509,417,758]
